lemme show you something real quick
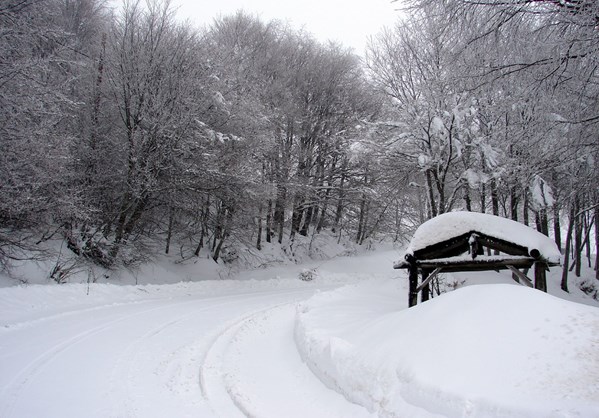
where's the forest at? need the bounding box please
[0,0,597,287]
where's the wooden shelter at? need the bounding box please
[394,212,561,307]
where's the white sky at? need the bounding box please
[170,0,402,54]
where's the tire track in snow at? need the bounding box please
[199,300,375,418]
[104,293,293,418]
[0,297,212,418]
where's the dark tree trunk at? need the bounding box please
[356,195,367,244]
[561,205,575,292]
[523,191,529,226]
[553,204,562,252]
[290,196,304,238]
[595,205,599,280]
[480,181,486,213]
[274,184,286,244]
[491,178,499,255]
[510,187,518,221]
[212,206,233,262]
[299,205,313,236]
[165,205,174,255]
[425,169,437,218]
[194,197,210,257]
[463,179,472,211]
[265,200,272,244]
[334,170,347,230]
[574,198,582,278]
[491,178,499,216]
[256,207,262,251]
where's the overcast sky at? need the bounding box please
[169,0,402,54]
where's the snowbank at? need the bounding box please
[405,211,561,263]
[295,281,599,417]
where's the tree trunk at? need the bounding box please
[561,204,575,292]
[491,178,499,216]
[299,205,313,236]
[425,169,437,218]
[553,204,562,252]
[510,186,518,221]
[165,205,174,255]
[356,195,367,244]
[523,191,529,226]
[490,178,499,255]
[574,198,582,278]
[333,170,347,230]
[256,207,262,251]
[212,206,233,263]
[194,197,210,257]
[290,196,304,239]
[595,205,599,280]
[480,181,486,213]
[463,179,472,211]
[274,184,286,244]
[265,200,272,244]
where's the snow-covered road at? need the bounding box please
[0,249,401,418]
[0,285,376,418]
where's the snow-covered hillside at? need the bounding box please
[1,250,598,417]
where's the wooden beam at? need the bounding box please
[417,257,535,272]
[416,267,442,293]
[507,265,534,288]
[476,234,530,257]
[413,232,472,260]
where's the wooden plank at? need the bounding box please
[416,267,442,293]
[507,265,534,288]
[413,232,472,260]
[417,257,535,272]
[476,234,530,257]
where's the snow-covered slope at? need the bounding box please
[295,281,599,417]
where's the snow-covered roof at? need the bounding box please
[406,211,561,264]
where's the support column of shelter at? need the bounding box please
[406,254,418,308]
[534,262,548,292]
[421,270,430,303]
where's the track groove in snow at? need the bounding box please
[0,300,195,418]
[221,303,375,418]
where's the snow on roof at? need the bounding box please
[406,211,561,263]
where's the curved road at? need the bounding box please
[0,285,373,418]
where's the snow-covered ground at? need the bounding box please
[1,249,598,417]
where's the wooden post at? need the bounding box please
[534,262,547,292]
[421,269,430,303]
[409,266,418,307]
[406,254,418,307]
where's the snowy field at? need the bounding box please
[1,250,598,417]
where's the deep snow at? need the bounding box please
[296,282,599,417]
[1,249,598,418]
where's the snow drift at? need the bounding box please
[295,281,599,417]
